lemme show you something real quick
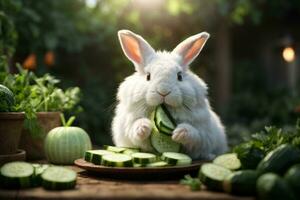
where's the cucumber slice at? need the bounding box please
[131,152,157,165]
[32,164,50,186]
[0,162,34,189]
[158,123,174,135]
[213,153,241,170]
[101,154,133,167]
[155,105,176,135]
[161,152,192,166]
[103,145,127,153]
[133,163,142,167]
[123,148,140,156]
[199,163,232,191]
[41,166,77,190]
[151,125,181,153]
[146,161,169,167]
[223,170,258,196]
[84,150,114,165]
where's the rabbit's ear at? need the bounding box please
[118,30,155,73]
[172,32,210,68]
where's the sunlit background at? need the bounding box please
[1,0,300,147]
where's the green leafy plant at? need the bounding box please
[233,119,300,169]
[1,65,81,137]
[180,174,202,191]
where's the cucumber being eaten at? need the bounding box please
[0,161,34,189]
[150,104,181,153]
[154,104,176,135]
[41,166,77,190]
[151,125,181,153]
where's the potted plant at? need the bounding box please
[0,83,26,164]
[1,65,82,160]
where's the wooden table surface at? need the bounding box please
[0,165,255,200]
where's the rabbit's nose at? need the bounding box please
[157,90,171,97]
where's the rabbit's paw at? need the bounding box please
[133,118,152,141]
[172,123,195,144]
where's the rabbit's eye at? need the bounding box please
[177,72,183,81]
[146,73,151,81]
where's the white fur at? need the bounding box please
[112,30,228,160]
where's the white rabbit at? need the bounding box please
[112,30,228,160]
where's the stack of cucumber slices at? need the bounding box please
[199,144,300,199]
[150,104,181,153]
[84,145,192,167]
[0,162,77,190]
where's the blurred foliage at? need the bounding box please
[0,0,18,57]
[226,59,300,147]
[1,0,300,146]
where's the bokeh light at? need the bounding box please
[282,47,296,63]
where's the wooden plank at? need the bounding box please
[0,165,255,200]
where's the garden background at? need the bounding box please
[1,0,300,147]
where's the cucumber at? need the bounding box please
[0,162,34,189]
[32,164,50,186]
[213,153,241,170]
[158,124,174,135]
[101,153,133,167]
[161,152,192,166]
[233,142,265,169]
[257,144,300,175]
[146,161,169,167]
[133,163,142,167]
[84,150,114,165]
[123,148,140,155]
[223,170,258,196]
[199,163,232,191]
[257,173,297,200]
[131,152,157,165]
[103,145,127,153]
[41,166,77,190]
[284,164,300,197]
[154,104,176,135]
[151,125,181,153]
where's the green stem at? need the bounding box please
[66,116,76,127]
[60,113,66,126]
[60,113,76,127]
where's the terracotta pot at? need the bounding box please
[0,149,26,165]
[0,112,25,155]
[19,112,61,160]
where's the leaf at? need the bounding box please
[180,174,201,191]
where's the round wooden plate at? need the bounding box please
[74,159,207,180]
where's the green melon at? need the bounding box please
[0,84,15,112]
[45,115,92,164]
